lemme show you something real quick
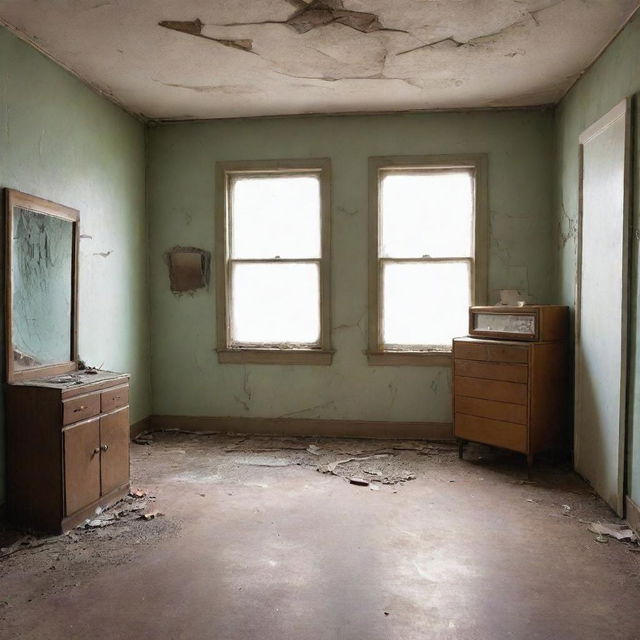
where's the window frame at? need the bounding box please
[215,158,333,365]
[367,154,488,366]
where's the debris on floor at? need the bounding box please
[80,490,159,530]
[318,453,390,474]
[349,477,370,487]
[588,522,638,543]
[0,490,166,561]
[0,535,61,559]
[86,515,116,528]
[141,510,164,521]
[133,432,155,445]
[236,456,298,467]
[2,431,640,639]
[163,432,436,488]
[316,452,416,485]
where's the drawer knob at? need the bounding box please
[100,444,109,452]
[74,406,87,412]
[92,447,100,455]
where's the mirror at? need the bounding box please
[5,189,79,383]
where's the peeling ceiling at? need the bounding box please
[0,0,638,120]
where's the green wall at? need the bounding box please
[148,110,554,425]
[0,27,152,504]
[554,11,640,503]
[8,7,640,508]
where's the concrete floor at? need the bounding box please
[1,432,639,640]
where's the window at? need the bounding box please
[215,159,332,364]
[368,155,487,365]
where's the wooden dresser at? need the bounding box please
[453,307,569,468]
[6,371,130,533]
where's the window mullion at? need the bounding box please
[379,256,473,263]
[230,258,319,264]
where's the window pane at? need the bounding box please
[231,174,321,259]
[382,261,470,348]
[231,262,320,345]
[380,170,473,258]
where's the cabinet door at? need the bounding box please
[64,418,101,516]
[100,407,130,495]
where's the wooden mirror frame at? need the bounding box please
[4,189,79,383]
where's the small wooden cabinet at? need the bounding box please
[6,371,130,533]
[453,331,569,468]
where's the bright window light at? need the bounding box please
[380,172,473,258]
[228,173,322,347]
[379,168,475,350]
[231,262,320,345]
[232,176,321,259]
[382,261,470,348]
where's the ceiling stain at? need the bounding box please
[202,0,409,35]
[395,0,571,57]
[284,0,401,34]
[2,0,636,119]
[158,19,253,52]
[271,69,421,89]
[397,14,535,57]
[160,82,259,96]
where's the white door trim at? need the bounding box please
[575,97,632,516]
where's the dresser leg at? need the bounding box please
[457,439,465,460]
[527,453,534,478]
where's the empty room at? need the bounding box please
[1,1,640,638]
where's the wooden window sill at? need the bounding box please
[367,351,452,366]
[217,349,333,365]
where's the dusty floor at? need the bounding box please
[1,432,639,640]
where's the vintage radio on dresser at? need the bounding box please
[4,189,130,533]
[453,305,569,469]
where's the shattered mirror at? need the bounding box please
[5,189,79,382]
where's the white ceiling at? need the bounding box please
[0,0,638,120]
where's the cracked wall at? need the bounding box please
[148,108,554,426]
[552,11,640,504]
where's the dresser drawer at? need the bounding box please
[63,393,101,426]
[101,385,129,413]
[455,359,528,383]
[455,413,527,453]
[455,396,528,424]
[454,341,529,364]
[454,375,528,405]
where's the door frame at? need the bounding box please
[575,97,633,516]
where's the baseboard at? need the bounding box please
[150,415,453,441]
[626,495,640,536]
[130,415,152,439]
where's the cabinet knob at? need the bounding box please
[100,444,109,452]
[74,406,87,412]
[92,447,100,455]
